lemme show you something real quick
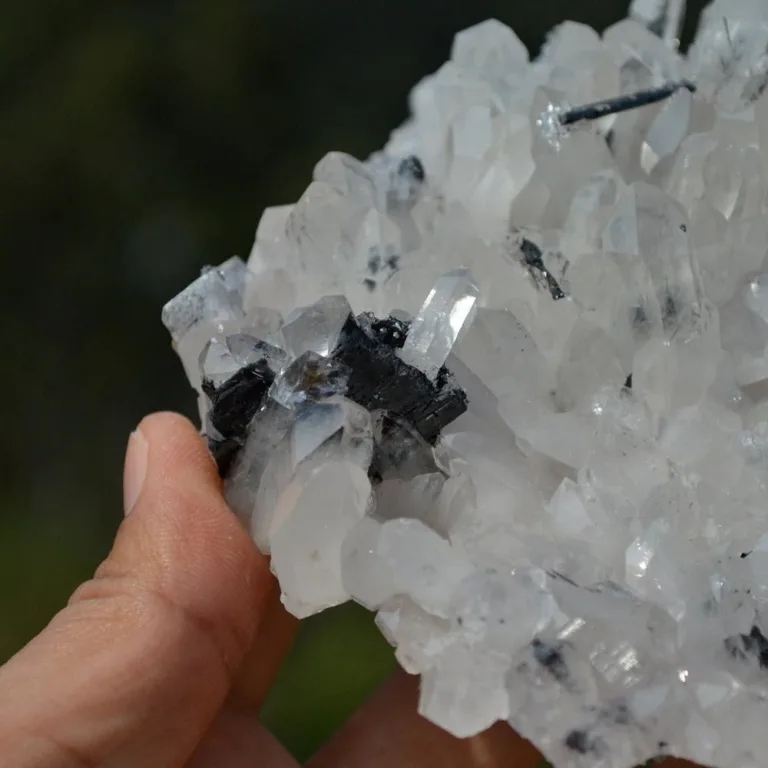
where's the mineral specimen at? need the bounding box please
[162,0,768,765]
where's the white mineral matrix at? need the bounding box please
[162,1,768,765]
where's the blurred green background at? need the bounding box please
[0,0,707,761]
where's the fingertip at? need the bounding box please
[138,409,197,434]
[115,409,273,670]
[137,411,219,483]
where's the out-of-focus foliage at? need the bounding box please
[0,0,706,759]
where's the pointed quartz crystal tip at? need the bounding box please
[161,257,250,343]
[198,338,238,389]
[226,332,288,373]
[223,400,293,527]
[248,396,372,552]
[199,333,289,391]
[398,269,480,381]
[629,0,686,46]
[281,294,353,359]
[451,19,529,86]
[292,396,373,469]
[162,257,256,393]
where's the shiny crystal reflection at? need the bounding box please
[163,1,768,765]
[398,268,479,380]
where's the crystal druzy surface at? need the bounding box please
[163,1,768,765]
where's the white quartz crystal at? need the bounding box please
[270,460,373,618]
[281,295,352,358]
[398,268,479,380]
[162,1,768,764]
[164,257,252,391]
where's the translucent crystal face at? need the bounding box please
[162,1,768,765]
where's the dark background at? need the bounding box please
[0,0,707,760]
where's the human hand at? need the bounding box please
[0,413,692,767]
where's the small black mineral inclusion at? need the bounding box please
[725,625,768,669]
[369,315,411,348]
[367,251,381,274]
[631,305,649,332]
[519,238,566,301]
[604,700,631,726]
[398,155,426,183]
[385,252,400,272]
[368,246,401,277]
[624,373,633,390]
[546,570,581,588]
[564,730,593,754]
[388,156,426,211]
[661,293,678,324]
[531,638,569,683]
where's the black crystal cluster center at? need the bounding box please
[202,312,468,477]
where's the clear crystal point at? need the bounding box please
[281,294,352,358]
[398,268,480,380]
[163,258,252,392]
[199,338,239,387]
[630,0,686,46]
[161,257,250,343]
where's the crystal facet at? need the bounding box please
[398,268,480,381]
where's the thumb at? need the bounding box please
[0,412,272,768]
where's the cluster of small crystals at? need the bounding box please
[161,0,768,765]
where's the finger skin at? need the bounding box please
[0,413,272,768]
[189,706,298,768]
[307,669,543,768]
[229,579,300,712]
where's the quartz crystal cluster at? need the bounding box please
[162,1,768,765]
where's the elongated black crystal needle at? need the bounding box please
[559,79,696,126]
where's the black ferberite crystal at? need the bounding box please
[203,360,276,475]
[330,313,467,445]
[203,312,468,477]
[519,238,566,301]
